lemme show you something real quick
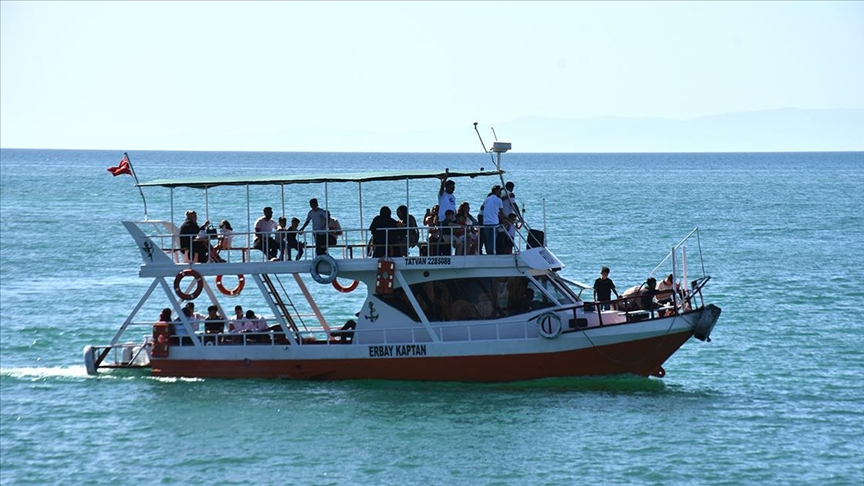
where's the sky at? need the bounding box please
[1,1,862,152]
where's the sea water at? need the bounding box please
[1,149,863,485]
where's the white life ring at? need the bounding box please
[310,254,338,284]
[537,312,562,339]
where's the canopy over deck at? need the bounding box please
[138,169,505,190]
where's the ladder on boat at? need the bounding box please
[260,274,301,334]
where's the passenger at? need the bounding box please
[246,310,268,332]
[656,273,676,305]
[286,217,305,261]
[481,185,507,255]
[396,205,419,256]
[275,216,290,261]
[593,266,621,310]
[184,302,205,329]
[501,181,519,222]
[204,304,223,334]
[437,176,457,221]
[227,305,245,333]
[253,206,279,260]
[437,209,457,256]
[299,198,328,256]
[244,310,268,343]
[369,206,400,257]
[424,205,440,256]
[210,220,233,262]
[179,210,210,263]
[454,201,479,255]
[157,308,172,323]
[500,213,519,254]
[173,306,196,344]
[327,211,342,247]
[640,277,660,314]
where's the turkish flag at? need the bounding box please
[107,155,132,177]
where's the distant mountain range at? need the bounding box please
[8,108,860,153]
[207,108,863,153]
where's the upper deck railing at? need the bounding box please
[139,221,538,264]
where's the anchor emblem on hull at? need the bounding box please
[141,240,154,262]
[364,302,379,322]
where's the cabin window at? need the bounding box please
[405,277,554,322]
[376,287,421,322]
[532,274,577,306]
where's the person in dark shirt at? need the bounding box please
[593,266,620,310]
[369,206,400,257]
[639,277,660,314]
[179,210,209,263]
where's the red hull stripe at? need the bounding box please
[151,331,693,381]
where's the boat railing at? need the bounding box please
[139,221,530,264]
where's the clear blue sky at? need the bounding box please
[1,1,862,151]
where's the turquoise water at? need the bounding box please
[1,149,863,484]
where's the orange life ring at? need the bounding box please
[216,274,245,296]
[332,278,359,293]
[173,268,203,301]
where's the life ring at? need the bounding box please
[216,274,245,296]
[332,278,359,293]
[173,268,203,301]
[310,254,338,284]
[537,312,562,339]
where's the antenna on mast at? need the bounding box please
[474,122,496,168]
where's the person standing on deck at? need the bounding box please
[438,176,457,222]
[501,181,519,222]
[300,198,328,256]
[369,206,400,257]
[593,266,621,310]
[481,185,507,255]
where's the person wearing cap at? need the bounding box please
[438,176,456,221]
[253,207,279,260]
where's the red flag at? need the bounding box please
[107,155,132,177]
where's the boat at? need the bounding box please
[83,139,721,381]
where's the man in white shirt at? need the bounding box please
[482,185,507,255]
[227,305,244,333]
[300,198,328,256]
[254,207,279,260]
[501,181,519,221]
[438,176,456,221]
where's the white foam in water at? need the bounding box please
[0,366,92,380]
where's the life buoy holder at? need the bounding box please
[537,312,562,339]
[173,268,203,301]
[375,259,395,295]
[332,278,359,293]
[310,254,338,284]
[216,274,245,296]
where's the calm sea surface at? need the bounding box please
[1,149,863,485]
